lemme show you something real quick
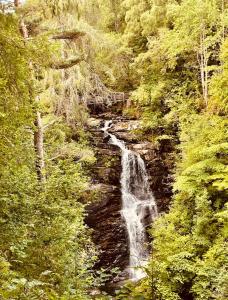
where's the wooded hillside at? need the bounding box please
[0,1,227,299]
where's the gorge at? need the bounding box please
[85,102,173,287]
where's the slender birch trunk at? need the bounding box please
[34,110,45,181]
[199,24,208,107]
[221,0,225,42]
[14,0,45,182]
[14,0,20,6]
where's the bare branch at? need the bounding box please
[50,57,83,69]
[52,31,85,40]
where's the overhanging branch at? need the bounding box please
[50,57,83,69]
[52,31,85,40]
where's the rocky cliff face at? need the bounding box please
[85,105,173,281]
[86,123,129,273]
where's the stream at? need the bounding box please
[102,121,158,281]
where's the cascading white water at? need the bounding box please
[102,121,158,281]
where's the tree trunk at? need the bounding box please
[14,0,20,7]
[34,110,45,182]
[222,1,224,39]
[199,26,208,107]
[14,0,45,182]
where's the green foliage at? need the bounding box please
[123,0,228,129]
[0,11,98,300]
[129,115,228,300]
[118,1,228,299]
[209,38,228,114]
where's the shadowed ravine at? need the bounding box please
[102,120,158,281]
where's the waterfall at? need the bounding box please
[102,121,158,281]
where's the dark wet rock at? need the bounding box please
[114,132,139,143]
[85,105,173,284]
[85,183,129,271]
[85,128,129,273]
[88,97,124,116]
